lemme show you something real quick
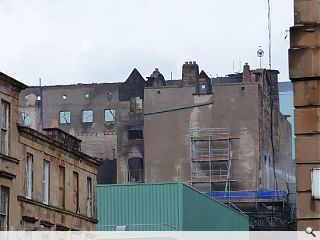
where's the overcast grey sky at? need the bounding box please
[0,0,293,86]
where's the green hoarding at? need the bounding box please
[97,182,248,231]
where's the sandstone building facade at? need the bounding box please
[0,71,100,230]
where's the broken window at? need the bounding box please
[21,112,31,127]
[42,160,50,204]
[0,186,9,231]
[59,111,71,124]
[25,153,33,199]
[128,158,144,183]
[104,109,115,122]
[58,166,65,208]
[86,177,92,217]
[130,97,143,113]
[82,110,93,123]
[128,129,143,140]
[1,102,9,155]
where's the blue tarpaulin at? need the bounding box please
[205,190,287,201]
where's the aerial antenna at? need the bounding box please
[232,61,241,73]
[257,46,264,68]
[267,0,272,69]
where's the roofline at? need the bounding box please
[43,127,82,143]
[26,82,123,89]
[17,124,101,166]
[0,72,28,90]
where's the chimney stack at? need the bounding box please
[243,63,251,83]
[182,61,199,86]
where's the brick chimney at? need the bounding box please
[182,61,199,86]
[243,62,251,83]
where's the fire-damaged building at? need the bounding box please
[19,62,295,230]
[144,62,295,230]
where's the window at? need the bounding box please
[312,168,320,199]
[25,153,33,199]
[73,172,79,213]
[128,129,143,140]
[86,177,92,217]
[130,97,143,113]
[21,112,31,127]
[1,102,9,155]
[42,160,50,204]
[104,109,115,122]
[59,111,71,124]
[82,110,93,123]
[128,158,144,183]
[0,186,9,231]
[58,166,65,208]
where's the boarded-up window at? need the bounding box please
[0,186,9,231]
[25,153,33,199]
[73,172,79,213]
[86,177,92,217]
[58,166,65,208]
[42,160,50,204]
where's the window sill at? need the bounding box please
[104,121,115,126]
[81,122,93,125]
[0,170,16,179]
[0,153,20,164]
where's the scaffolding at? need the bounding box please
[190,128,295,230]
[190,128,233,193]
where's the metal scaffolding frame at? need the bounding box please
[190,128,233,194]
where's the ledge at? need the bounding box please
[17,196,98,224]
[40,220,55,228]
[22,215,39,223]
[0,170,16,179]
[56,224,70,231]
[0,153,20,164]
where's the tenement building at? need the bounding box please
[0,71,100,230]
